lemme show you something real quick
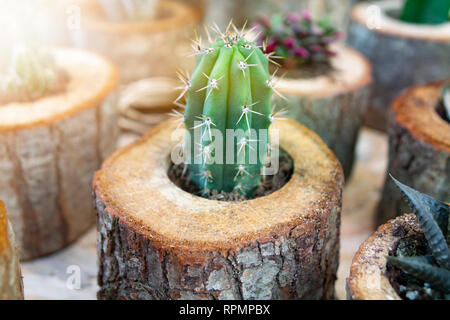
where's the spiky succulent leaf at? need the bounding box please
[388,256,450,293]
[391,176,450,269]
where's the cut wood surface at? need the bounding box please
[94,119,344,300]
[377,80,450,225]
[347,0,450,131]
[0,48,119,260]
[275,45,372,178]
[0,201,24,300]
[348,214,420,300]
[75,0,203,83]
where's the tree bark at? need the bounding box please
[0,201,23,300]
[377,81,450,226]
[0,95,118,260]
[95,119,343,300]
[347,0,450,131]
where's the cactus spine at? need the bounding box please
[177,24,281,197]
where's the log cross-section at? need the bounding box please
[94,119,343,300]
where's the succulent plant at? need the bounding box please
[387,176,450,297]
[174,23,284,197]
[400,0,450,25]
[255,11,343,70]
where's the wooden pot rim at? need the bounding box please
[392,80,450,153]
[351,0,450,42]
[348,214,421,300]
[0,47,118,133]
[83,0,202,34]
[0,201,8,253]
[93,118,343,253]
[275,45,372,98]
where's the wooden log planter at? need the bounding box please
[377,80,450,226]
[94,119,344,300]
[75,0,203,83]
[0,48,118,260]
[347,0,450,131]
[0,201,23,300]
[347,214,420,300]
[274,45,372,178]
[118,77,182,134]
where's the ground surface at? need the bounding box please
[21,128,387,300]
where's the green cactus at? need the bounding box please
[175,24,283,197]
[387,176,450,298]
[400,0,450,25]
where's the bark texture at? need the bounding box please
[0,94,118,260]
[94,119,343,300]
[376,115,450,225]
[0,202,23,300]
[282,85,370,178]
[347,12,450,131]
[74,0,202,83]
[96,198,340,300]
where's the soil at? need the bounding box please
[387,235,449,300]
[168,148,294,201]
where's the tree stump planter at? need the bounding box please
[347,0,450,131]
[0,201,23,300]
[347,214,420,300]
[75,0,203,83]
[94,118,344,300]
[0,48,119,260]
[377,80,450,226]
[274,45,371,178]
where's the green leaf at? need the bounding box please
[388,256,450,293]
[391,176,450,269]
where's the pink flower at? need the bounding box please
[300,10,312,21]
[294,47,309,57]
[311,45,323,53]
[283,38,296,49]
[285,13,300,24]
[266,40,278,53]
[333,31,345,40]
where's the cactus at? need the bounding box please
[175,23,284,197]
[255,11,343,70]
[400,0,450,25]
[387,176,450,298]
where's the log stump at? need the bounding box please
[347,214,419,300]
[0,48,119,260]
[0,201,23,300]
[74,0,203,83]
[347,0,450,131]
[274,45,371,179]
[94,119,343,300]
[377,80,450,226]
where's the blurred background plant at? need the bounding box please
[400,0,450,25]
[255,11,343,70]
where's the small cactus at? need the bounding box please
[0,46,57,97]
[255,11,343,70]
[175,23,283,197]
[387,176,450,297]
